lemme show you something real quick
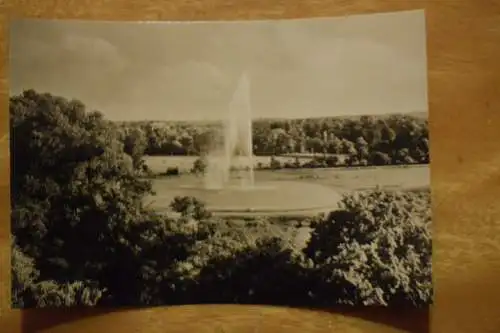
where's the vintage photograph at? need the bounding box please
[10,9,431,308]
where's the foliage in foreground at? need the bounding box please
[12,239,105,308]
[305,189,432,306]
[10,91,432,308]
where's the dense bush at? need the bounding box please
[193,237,310,305]
[163,166,180,176]
[12,239,105,308]
[169,196,212,220]
[10,90,152,306]
[304,189,432,306]
[191,157,208,174]
[165,189,432,307]
[269,156,282,170]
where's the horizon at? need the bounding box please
[9,10,428,122]
[9,88,428,123]
[111,110,428,124]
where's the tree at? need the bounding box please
[370,151,392,166]
[124,113,428,168]
[169,196,212,220]
[10,90,153,303]
[125,113,428,167]
[304,189,432,306]
[123,126,148,169]
[165,166,180,176]
[342,139,357,156]
[100,213,216,306]
[11,239,39,308]
[178,133,194,155]
[354,136,370,161]
[293,156,302,168]
[28,280,105,308]
[306,137,324,155]
[325,155,340,167]
[394,148,411,164]
[191,157,208,175]
[355,136,368,149]
[326,136,343,154]
[193,236,311,305]
[269,156,282,170]
[271,128,291,154]
[12,238,105,308]
[381,126,396,143]
[193,131,213,155]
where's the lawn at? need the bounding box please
[144,155,430,192]
[272,165,430,191]
[144,158,429,219]
[143,158,430,250]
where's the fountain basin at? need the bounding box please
[146,179,344,217]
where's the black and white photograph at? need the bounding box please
[10,9,431,309]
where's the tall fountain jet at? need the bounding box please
[204,72,255,190]
[150,71,343,218]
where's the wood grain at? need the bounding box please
[1,0,499,332]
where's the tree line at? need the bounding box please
[116,111,429,168]
[10,90,432,308]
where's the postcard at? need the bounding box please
[10,9,431,308]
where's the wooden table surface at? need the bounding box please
[1,0,499,332]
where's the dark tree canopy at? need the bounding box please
[117,112,429,168]
[10,90,152,306]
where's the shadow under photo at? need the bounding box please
[21,305,429,333]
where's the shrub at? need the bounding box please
[28,280,105,308]
[191,157,207,175]
[370,151,392,166]
[293,157,302,168]
[169,196,212,220]
[12,239,105,308]
[193,237,311,305]
[325,155,340,167]
[165,166,180,176]
[304,189,432,306]
[269,156,282,170]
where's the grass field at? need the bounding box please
[145,158,429,217]
[144,155,430,191]
[144,157,430,249]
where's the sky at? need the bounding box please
[9,10,428,122]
